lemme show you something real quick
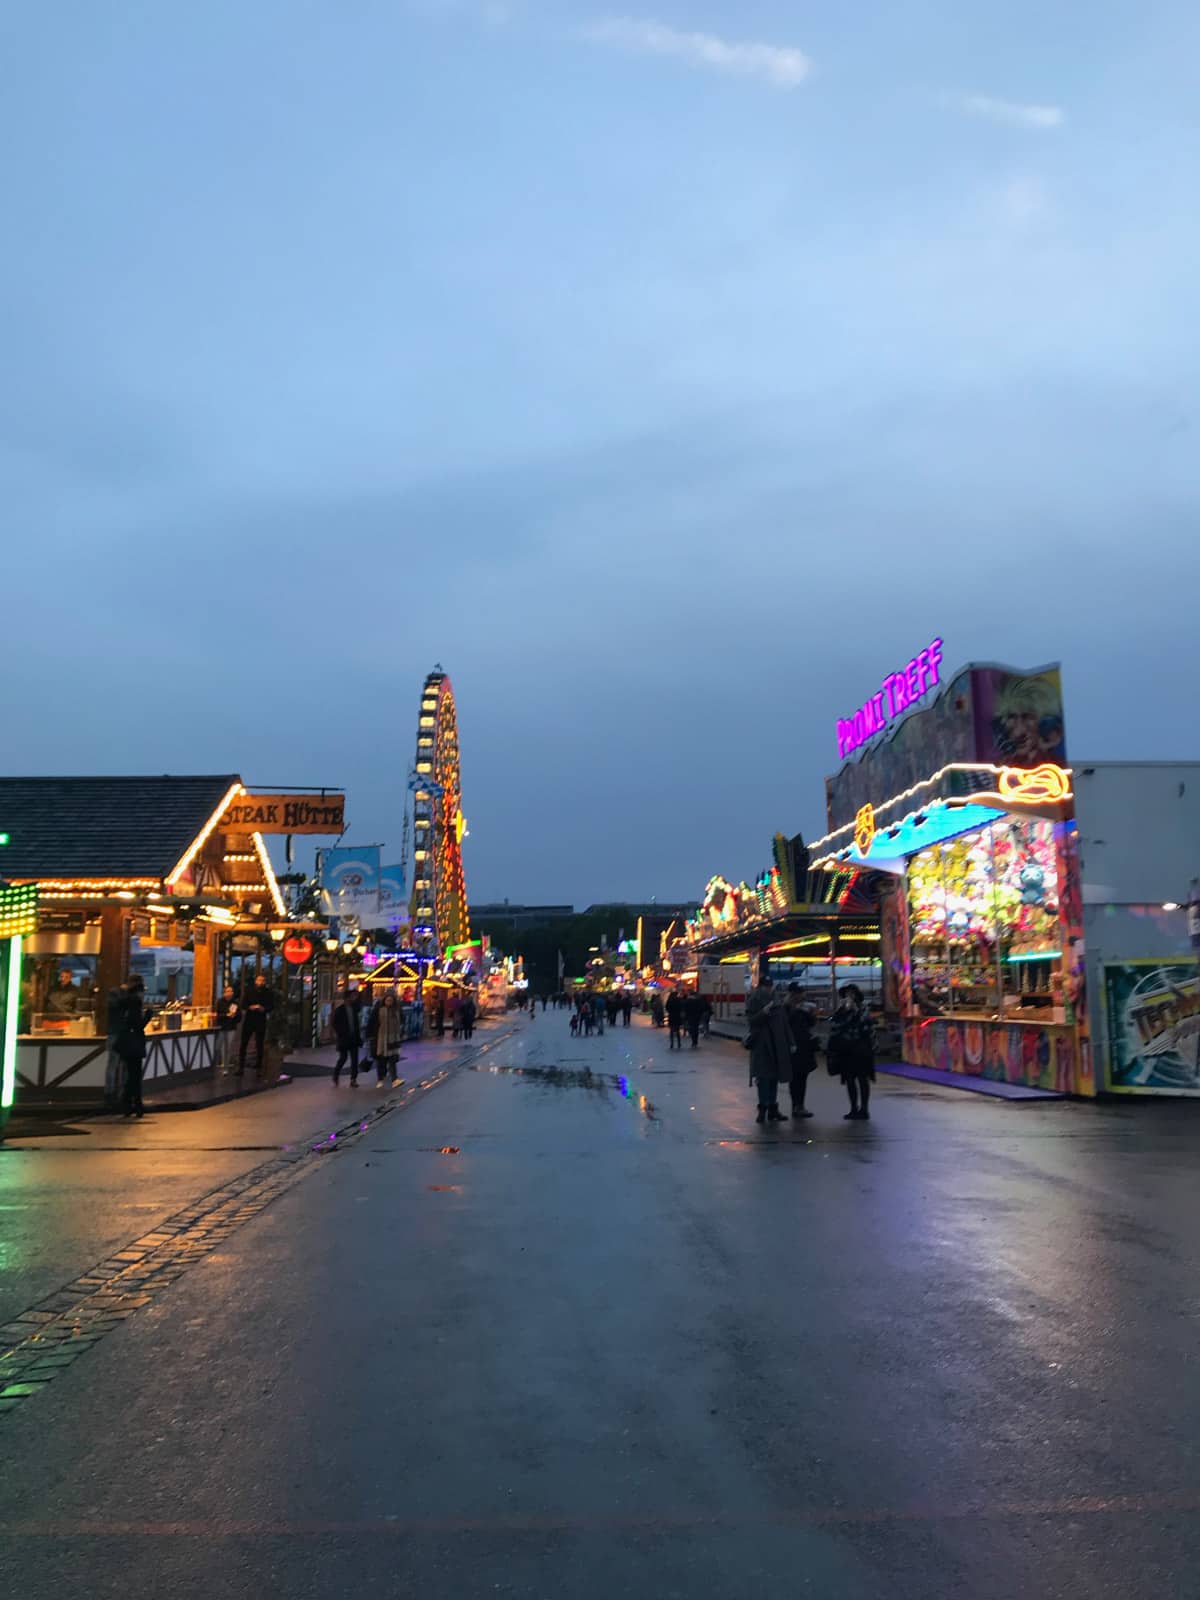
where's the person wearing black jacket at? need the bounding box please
[828,984,876,1120]
[683,991,703,1049]
[460,992,477,1041]
[238,974,274,1074]
[332,990,361,1086]
[785,983,817,1119]
[112,975,152,1118]
[665,990,684,1050]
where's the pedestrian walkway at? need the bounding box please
[0,1025,515,1333]
[6,1003,1194,1600]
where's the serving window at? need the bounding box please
[908,817,1063,1019]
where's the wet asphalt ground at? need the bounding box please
[3,1010,1200,1598]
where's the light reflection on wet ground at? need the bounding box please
[470,1062,658,1121]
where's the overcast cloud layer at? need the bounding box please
[4,0,1198,906]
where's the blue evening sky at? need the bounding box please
[4,1,1198,904]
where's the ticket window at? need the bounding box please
[22,950,101,1035]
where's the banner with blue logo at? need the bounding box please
[318,846,381,926]
[379,864,408,925]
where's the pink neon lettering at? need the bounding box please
[836,636,944,759]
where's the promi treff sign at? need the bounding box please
[220,793,345,835]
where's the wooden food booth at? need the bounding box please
[0,777,344,1107]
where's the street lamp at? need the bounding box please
[269,928,285,943]
[324,937,340,954]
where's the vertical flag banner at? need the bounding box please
[379,864,409,927]
[319,847,382,925]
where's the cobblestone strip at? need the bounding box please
[0,1032,514,1420]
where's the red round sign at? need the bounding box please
[282,935,314,965]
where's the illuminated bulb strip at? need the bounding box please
[41,891,122,901]
[251,832,287,919]
[166,781,245,887]
[808,763,1075,853]
[30,877,161,891]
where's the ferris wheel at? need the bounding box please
[409,667,470,957]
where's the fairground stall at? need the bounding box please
[809,650,1091,1094]
[664,839,884,1041]
[0,776,344,1108]
[347,953,470,1039]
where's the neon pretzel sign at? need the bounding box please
[837,638,944,760]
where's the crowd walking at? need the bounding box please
[316,974,874,1130]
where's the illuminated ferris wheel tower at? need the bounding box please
[410,667,470,958]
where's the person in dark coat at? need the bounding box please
[621,992,633,1026]
[238,974,274,1074]
[828,984,876,1120]
[683,991,703,1049]
[745,977,793,1123]
[784,983,817,1119]
[332,990,361,1086]
[113,975,152,1118]
[650,993,665,1028]
[664,990,684,1050]
[461,993,477,1040]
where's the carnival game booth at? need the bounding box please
[348,954,466,1039]
[671,841,884,1041]
[810,656,1091,1095]
[0,776,344,1108]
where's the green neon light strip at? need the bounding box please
[1005,950,1062,963]
[2,934,22,1110]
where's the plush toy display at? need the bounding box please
[908,819,1060,958]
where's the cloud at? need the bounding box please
[581,17,811,89]
[947,92,1065,129]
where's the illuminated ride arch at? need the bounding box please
[410,667,470,958]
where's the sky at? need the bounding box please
[4,0,1199,908]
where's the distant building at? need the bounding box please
[471,902,574,930]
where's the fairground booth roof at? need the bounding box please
[678,836,885,960]
[0,775,241,882]
[0,775,298,917]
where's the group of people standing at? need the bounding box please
[433,991,478,1040]
[662,989,710,1050]
[746,980,876,1124]
[215,973,274,1075]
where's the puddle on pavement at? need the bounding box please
[470,1063,657,1121]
